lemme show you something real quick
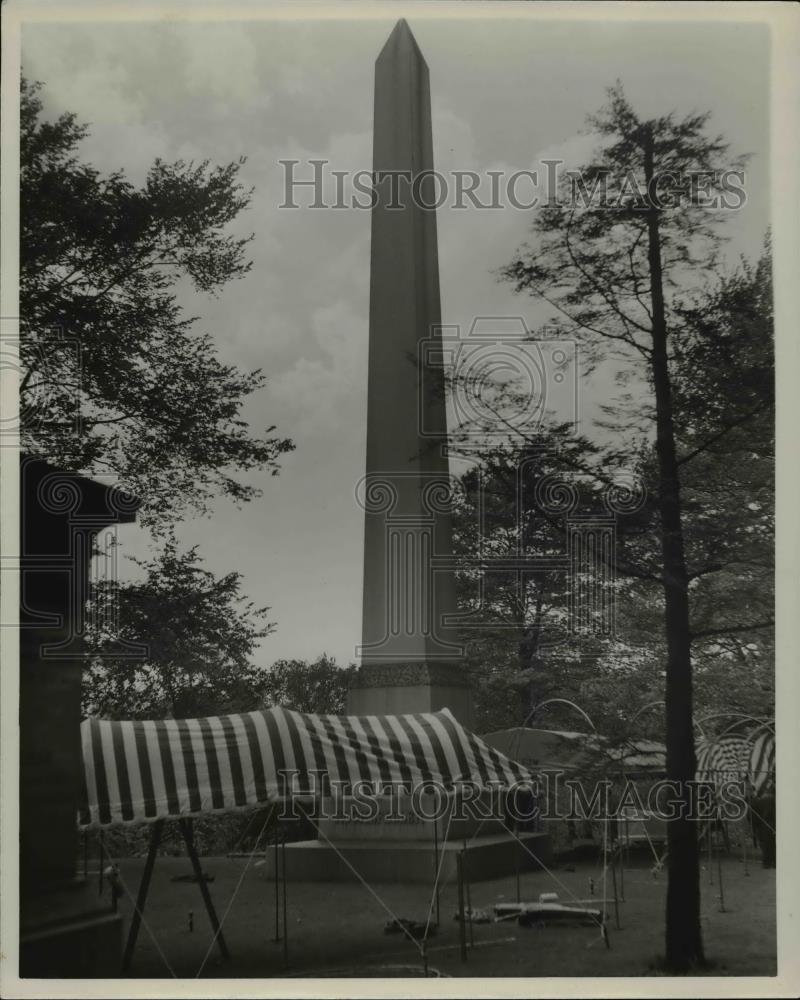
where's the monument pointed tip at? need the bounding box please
[393,18,417,43]
[378,18,426,65]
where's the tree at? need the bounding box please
[260,655,357,714]
[450,436,667,739]
[498,85,771,970]
[451,434,606,731]
[20,78,293,529]
[84,537,275,719]
[452,440,569,724]
[671,246,774,724]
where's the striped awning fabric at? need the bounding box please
[79,707,533,828]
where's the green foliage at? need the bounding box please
[20,78,294,529]
[673,245,774,667]
[260,655,357,714]
[84,536,275,719]
[92,807,279,860]
[450,434,670,737]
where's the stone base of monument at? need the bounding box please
[266,795,551,884]
[20,881,122,977]
[346,663,474,729]
[268,830,551,883]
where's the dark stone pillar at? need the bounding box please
[19,456,139,977]
[347,19,471,724]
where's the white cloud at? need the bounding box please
[270,299,367,438]
[181,23,260,106]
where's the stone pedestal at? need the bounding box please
[269,797,550,883]
[269,832,551,884]
[268,791,550,884]
[347,663,473,728]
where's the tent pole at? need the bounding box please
[601,811,612,948]
[463,835,473,947]
[743,812,750,876]
[610,839,620,929]
[617,764,625,903]
[273,835,280,942]
[624,812,630,872]
[179,818,230,962]
[456,851,467,963]
[466,867,474,947]
[720,815,731,854]
[707,816,714,885]
[83,830,88,882]
[716,816,726,913]
[281,838,288,968]
[98,829,105,895]
[433,814,440,926]
[122,818,164,973]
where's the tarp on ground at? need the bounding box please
[79,707,533,828]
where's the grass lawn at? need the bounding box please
[105,848,776,979]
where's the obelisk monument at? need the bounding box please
[348,20,472,723]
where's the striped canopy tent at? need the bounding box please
[80,706,533,828]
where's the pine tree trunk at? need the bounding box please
[642,131,704,971]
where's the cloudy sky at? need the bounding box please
[21,9,770,667]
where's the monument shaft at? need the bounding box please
[348,20,471,722]
[282,22,550,882]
